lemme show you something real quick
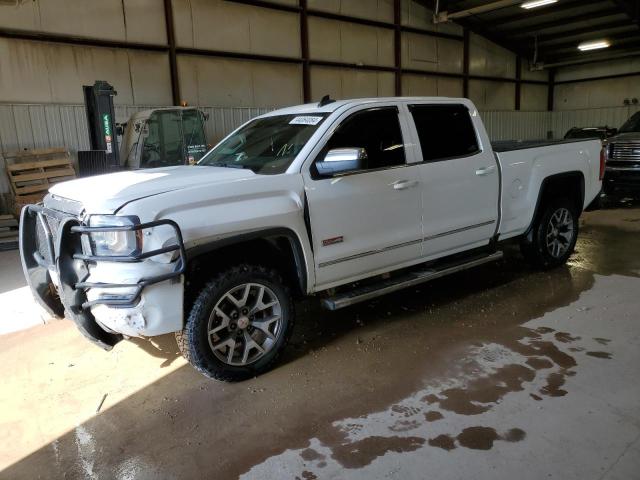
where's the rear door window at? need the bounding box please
[409,104,480,162]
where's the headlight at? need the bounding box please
[88,215,142,257]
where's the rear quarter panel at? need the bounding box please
[497,139,601,239]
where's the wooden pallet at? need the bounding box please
[0,214,18,251]
[5,148,76,199]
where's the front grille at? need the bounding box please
[607,160,640,169]
[609,142,640,162]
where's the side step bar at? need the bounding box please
[321,251,504,311]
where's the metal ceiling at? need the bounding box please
[432,0,640,68]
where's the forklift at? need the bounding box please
[81,81,208,173]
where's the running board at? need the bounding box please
[321,251,504,311]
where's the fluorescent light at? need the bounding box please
[521,0,557,9]
[578,40,610,51]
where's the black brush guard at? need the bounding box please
[20,205,186,350]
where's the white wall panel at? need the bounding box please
[520,84,547,112]
[469,33,516,79]
[469,80,515,111]
[0,0,166,44]
[309,18,394,67]
[178,56,302,107]
[173,0,300,58]
[310,67,394,100]
[401,33,463,74]
[308,0,394,23]
[0,39,172,105]
[555,76,640,110]
[401,74,463,97]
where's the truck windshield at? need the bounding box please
[198,114,328,174]
[619,112,640,133]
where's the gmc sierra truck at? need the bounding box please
[603,111,640,193]
[20,97,604,381]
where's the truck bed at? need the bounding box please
[491,138,595,153]
[494,137,602,241]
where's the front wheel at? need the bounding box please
[520,198,579,269]
[176,265,294,381]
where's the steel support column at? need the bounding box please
[394,0,402,96]
[463,28,470,98]
[547,68,555,112]
[300,0,311,102]
[163,0,181,106]
[515,56,522,110]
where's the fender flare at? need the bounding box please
[525,171,585,237]
[185,227,310,293]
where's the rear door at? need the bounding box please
[407,103,499,258]
[303,105,423,289]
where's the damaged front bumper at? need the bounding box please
[19,204,186,350]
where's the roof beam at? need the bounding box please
[500,8,622,36]
[536,20,635,44]
[539,30,640,54]
[435,0,521,22]
[422,0,526,54]
[543,40,640,65]
[612,0,640,29]
[492,0,602,26]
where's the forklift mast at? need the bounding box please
[83,80,120,168]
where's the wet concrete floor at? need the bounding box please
[1,199,640,479]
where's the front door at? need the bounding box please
[303,106,423,289]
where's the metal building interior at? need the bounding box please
[0,0,639,479]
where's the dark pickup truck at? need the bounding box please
[604,112,640,194]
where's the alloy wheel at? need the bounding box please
[207,282,283,366]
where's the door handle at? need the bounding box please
[475,165,496,176]
[392,180,420,190]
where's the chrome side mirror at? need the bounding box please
[315,147,367,177]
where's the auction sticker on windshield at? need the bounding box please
[289,116,323,125]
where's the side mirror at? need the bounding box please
[315,148,367,177]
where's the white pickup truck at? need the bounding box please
[20,97,604,381]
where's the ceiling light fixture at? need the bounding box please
[578,40,610,51]
[521,0,557,9]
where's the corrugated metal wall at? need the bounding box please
[0,103,275,159]
[2,102,639,212]
[551,105,640,139]
[3,102,640,160]
[481,111,552,141]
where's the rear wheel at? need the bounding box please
[520,198,579,269]
[176,264,294,381]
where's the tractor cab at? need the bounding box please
[121,107,208,169]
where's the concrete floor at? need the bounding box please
[1,200,640,480]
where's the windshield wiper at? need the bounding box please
[210,162,251,169]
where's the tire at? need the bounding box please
[176,264,294,381]
[520,197,579,269]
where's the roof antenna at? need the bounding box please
[318,95,335,107]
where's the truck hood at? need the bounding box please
[49,166,255,214]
